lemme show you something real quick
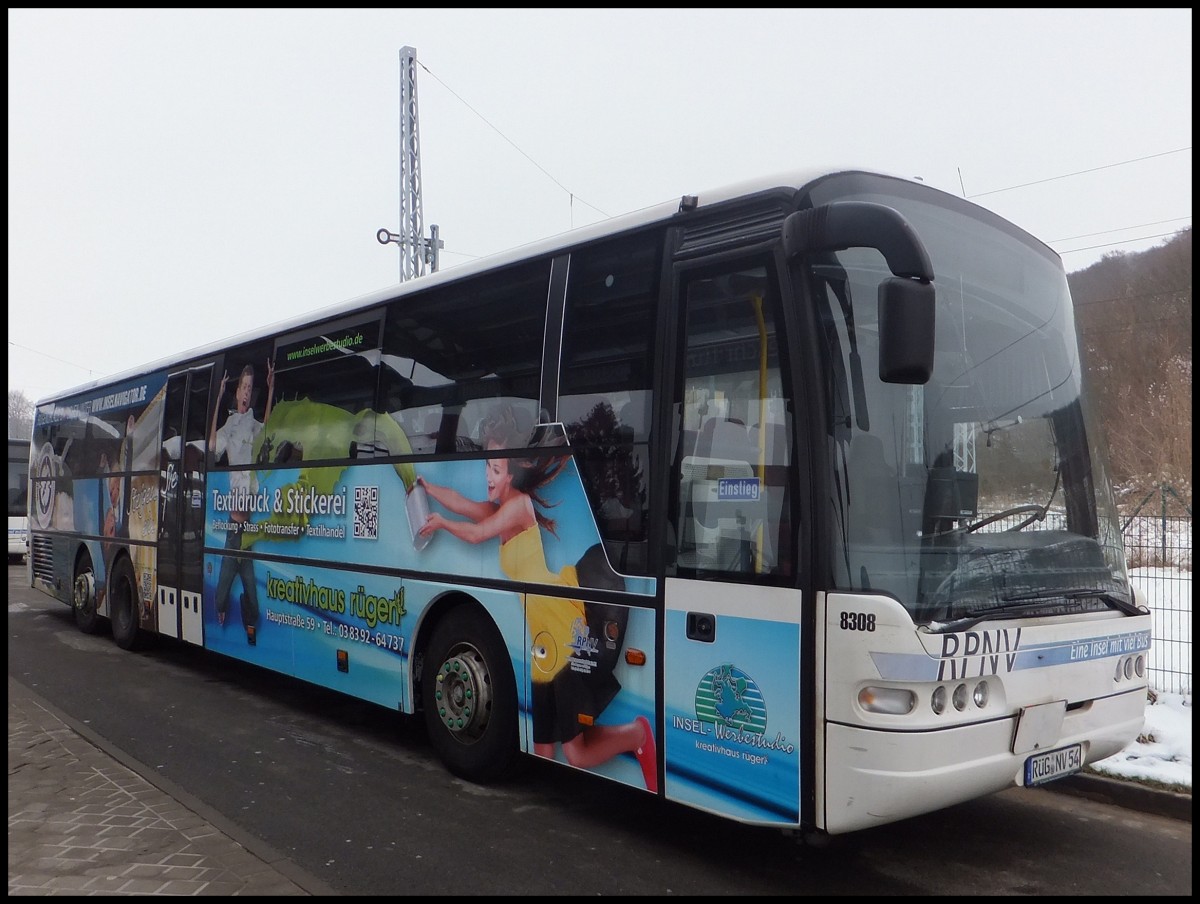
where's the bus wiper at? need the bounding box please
[1003,588,1148,617]
[926,601,1065,634]
[926,589,1146,634]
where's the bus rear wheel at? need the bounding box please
[73,555,105,635]
[109,557,145,651]
[421,606,518,783]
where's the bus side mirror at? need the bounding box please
[878,277,935,384]
[783,201,936,385]
[783,201,934,281]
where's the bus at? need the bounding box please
[9,437,30,563]
[26,167,1151,837]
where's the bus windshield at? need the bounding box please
[807,175,1130,625]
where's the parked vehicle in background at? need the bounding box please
[8,437,30,563]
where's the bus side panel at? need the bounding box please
[200,454,659,757]
[199,553,518,715]
[663,581,803,827]
[524,599,659,790]
[33,473,109,609]
[64,474,158,628]
[128,474,160,631]
[29,373,167,625]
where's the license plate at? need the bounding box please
[1024,743,1083,786]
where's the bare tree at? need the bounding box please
[8,389,34,440]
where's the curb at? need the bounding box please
[1044,772,1192,823]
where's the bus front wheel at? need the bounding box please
[421,606,518,783]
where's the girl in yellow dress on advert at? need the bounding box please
[416,405,657,791]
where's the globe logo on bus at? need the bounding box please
[32,443,58,531]
[695,664,767,734]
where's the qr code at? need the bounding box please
[354,486,380,539]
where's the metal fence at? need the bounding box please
[1122,485,1192,696]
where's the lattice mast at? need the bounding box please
[377,46,442,281]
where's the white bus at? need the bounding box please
[9,437,30,564]
[27,167,1150,837]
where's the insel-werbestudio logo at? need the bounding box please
[696,663,767,733]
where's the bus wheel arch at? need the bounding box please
[72,547,106,635]
[418,597,519,783]
[108,554,146,651]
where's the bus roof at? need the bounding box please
[36,164,898,406]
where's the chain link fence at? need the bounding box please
[1122,485,1192,696]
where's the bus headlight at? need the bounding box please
[1115,654,1148,682]
[952,683,969,711]
[931,685,947,715]
[972,680,990,708]
[858,686,916,715]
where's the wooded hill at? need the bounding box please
[1069,227,1192,506]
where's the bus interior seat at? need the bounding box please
[847,433,897,547]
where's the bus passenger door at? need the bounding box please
[156,367,211,644]
[660,260,805,827]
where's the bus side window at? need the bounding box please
[272,354,378,423]
[558,232,660,576]
[672,263,795,581]
[381,259,551,457]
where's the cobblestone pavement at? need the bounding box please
[8,677,335,896]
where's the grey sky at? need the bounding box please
[8,8,1192,402]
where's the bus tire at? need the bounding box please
[72,554,105,635]
[421,605,518,783]
[109,557,145,651]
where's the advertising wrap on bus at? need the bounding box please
[200,409,659,790]
[25,167,1152,840]
[663,599,802,824]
